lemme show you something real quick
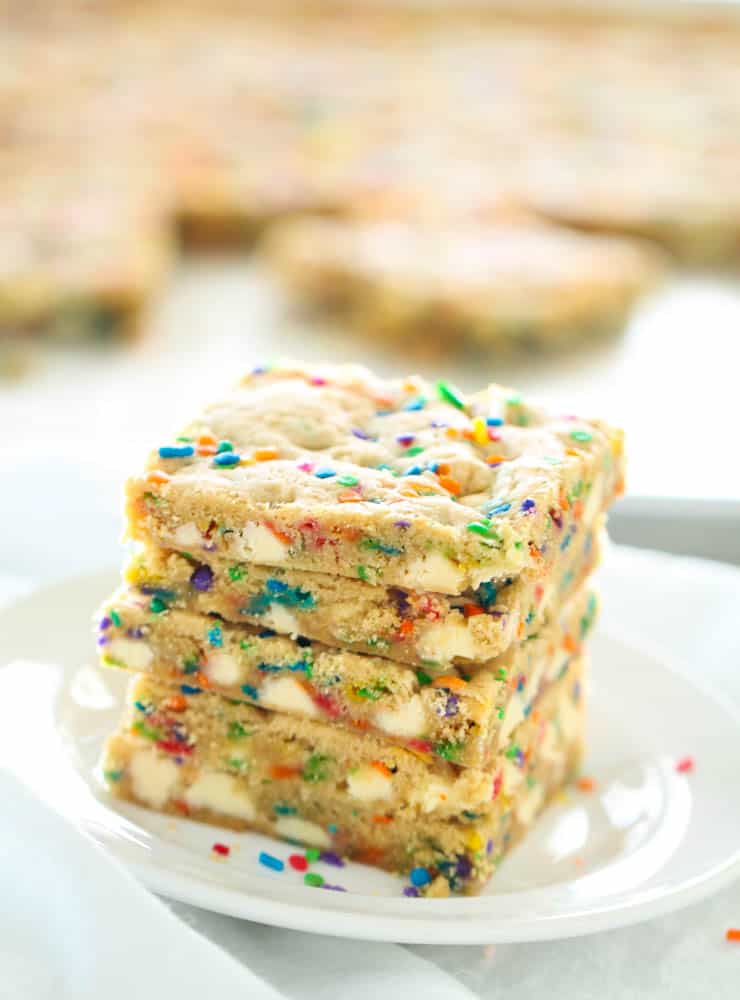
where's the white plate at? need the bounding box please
[2,568,740,945]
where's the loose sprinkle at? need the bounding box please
[520,498,536,513]
[486,417,504,427]
[305,847,321,862]
[146,470,170,485]
[304,872,324,887]
[725,929,740,942]
[467,521,499,539]
[158,445,194,459]
[676,756,694,774]
[259,851,284,872]
[319,851,345,867]
[464,603,487,618]
[190,564,214,592]
[213,452,240,467]
[217,440,234,453]
[409,867,432,887]
[467,831,484,851]
[370,760,393,778]
[337,474,359,486]
[314,467,336,479]
[432,674,468,691]
[254,448,279,461]
[436,380,465,410]
[269,764,300,779]
[289,854,308,871]
[438,475,461,495]
[570,430,593,443]
[577,776,596,792]
[472,417,488,445]
[212,843,230,857]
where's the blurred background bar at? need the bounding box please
[2,0,740,528]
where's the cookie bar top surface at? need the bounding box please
[127,363,623,594]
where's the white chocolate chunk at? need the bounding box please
[499,693,525,743]
[129,748,180,808]
[107,638,153,671]
[260,675,319,718]
[409,778,454,814]
[374,694,425,738]
[274,815,330,847]
[501,758,525,796]
[170,522,203,548]
[265,604,300,635]
[239,523,289,564]
[397,553,465,595]
[556,687,582,742]
[205,651,243,686]
[539,720,565,764]
[581,476,605,526]
[416,620,480,663]
[184,771,255,820]
[409,772,490,814]
[347,764,393,802]
[516,782,545,826]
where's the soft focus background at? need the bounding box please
[3,6,740,997]
[2,1,740,565]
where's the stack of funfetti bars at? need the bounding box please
[97,362,623,895]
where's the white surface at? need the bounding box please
[1,543,740,991]
[4,569,739,945]
[0,773,281,1000]
[2,257,740,501]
